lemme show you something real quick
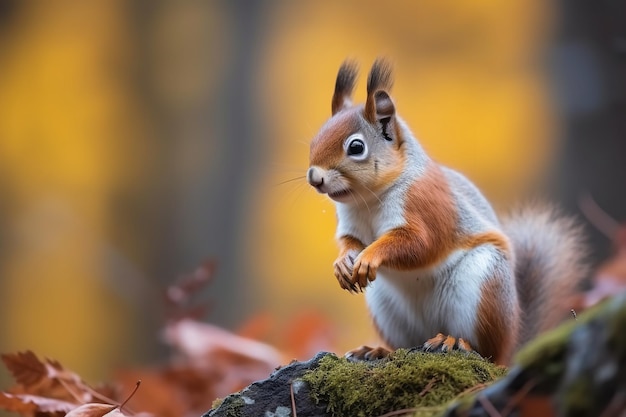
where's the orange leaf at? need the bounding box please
[0,392,37,415]
[1,351,47,386]
[0,392,77,414]
[64,403,117,417]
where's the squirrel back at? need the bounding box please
[503,205,589,346]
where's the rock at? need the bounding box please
[204,352,330,417]
[207,292,626,417]
[205,349,506,417]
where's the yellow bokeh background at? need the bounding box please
[0,0,561,385]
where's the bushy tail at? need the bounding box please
[502,205,589,347]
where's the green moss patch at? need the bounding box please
[301,349,507,417]
[208,394,243,417]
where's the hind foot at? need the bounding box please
[421,333,475,354]
[345,345,391,361]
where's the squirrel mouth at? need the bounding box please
[328,189,351,200]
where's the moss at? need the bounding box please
[211,397,224,410]
[210,394,244,417]
[605,295,626,356]
[511,295,626,394]
[301,349,507,417]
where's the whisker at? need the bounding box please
[348,189,360,207]
[360,183,383,205]
[274,176,307,187]
[352,188,372,216]
[287,181,310,212]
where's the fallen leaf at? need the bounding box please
[102,410,124,417]
[0,392,77,414]
[1,351,47,386]
[64,403,116,417]
[163,318,283,368]
[113,369,186,417]
[0,392,38,415]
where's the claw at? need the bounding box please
[422,333,476,355]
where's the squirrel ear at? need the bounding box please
[332,61,358,115]
[364,58,394,123]
[365,90,396,123]
[373,90,395,119]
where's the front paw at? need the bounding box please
[333,250,360,293]
[352,250,380,290]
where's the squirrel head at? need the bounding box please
[307,59,407,204]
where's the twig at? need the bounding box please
[578,192,619,239]
[458,382,489,397]
[418,377,438,397]
[478,395,502,417]
[119,380,141,413]
[290,382,297,417]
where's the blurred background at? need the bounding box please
[0,0,624,386]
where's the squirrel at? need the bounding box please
[306,59,588,365]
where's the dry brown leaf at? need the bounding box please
[102,410,154,417]
[64,403,117,417]
[164,261,215,320]
[0,350,118,417]
[102,410,126,417]
[0,392,77,414]
[283,311,335,359]
[113,369,186,417]
[163,318,283,368]
[1,351,48,387]
[0,392,38,415]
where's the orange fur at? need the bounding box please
[372,146,406,194]
[462,231,511,255]
[351,162,459,286]
[337,235,365,255]
[309,109,361,168]
[476,277,519,364]
[370,163,458,271]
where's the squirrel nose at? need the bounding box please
[307,167,324,188]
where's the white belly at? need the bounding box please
[364,248,489,349]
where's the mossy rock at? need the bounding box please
[205,349,506,417]
[207,293,626,417]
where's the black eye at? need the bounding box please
[347,139,365,156]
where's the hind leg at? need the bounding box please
[432,246,519,364]
[345,345,391,361]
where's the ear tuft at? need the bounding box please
[366,58,393,97]
[332,60,359,115]
[365,58,395,123]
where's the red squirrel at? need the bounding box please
[306,59,588,365]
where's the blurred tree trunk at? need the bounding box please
[130,0,272,326]
[551,0,626,263]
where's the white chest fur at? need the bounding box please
[333,175,492,350]
[334,173,414,245]
[364,247,490,349]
